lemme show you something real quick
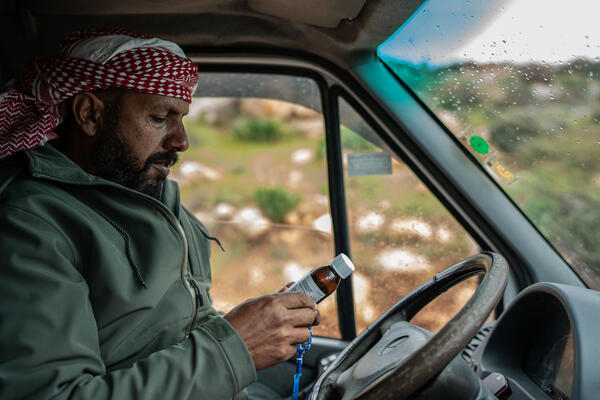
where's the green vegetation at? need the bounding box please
[253,186,302,223]
[387,59,600,287]
[179,117,316,209]
[180,99,481,334]
[490,114,542,153]
[232,116,288,142]
[314,126,379,160]
[341,126,378,152]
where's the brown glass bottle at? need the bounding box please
[311,266,341,300]
[288,254,354,304]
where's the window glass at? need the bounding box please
[378,0,600,289]
[179,73,339,337]
[340,96,480,333]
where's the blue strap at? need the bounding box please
[292,326,312,400]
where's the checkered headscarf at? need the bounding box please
[0,28,199,160]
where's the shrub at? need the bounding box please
[232,116,287,142]
[490,114,541,153]
[253,186,302,223]
[341,126,377,151]
[314,127,378,160]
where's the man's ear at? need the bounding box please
[71,92,104,137]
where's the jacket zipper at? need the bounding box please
[169,209,202,339]
[131,198,201,338]
[30,172,202,338]
[187,275,203,333]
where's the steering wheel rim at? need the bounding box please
[310,252,509,400]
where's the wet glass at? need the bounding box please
[378,0,600,289]
[339,96,480,333]
[180,73,339,337]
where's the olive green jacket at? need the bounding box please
[0,144,256,399]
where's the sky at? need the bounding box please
[378,0,600,66]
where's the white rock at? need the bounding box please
[356,212,385,233]
[313,194,329,206]
[318,293,336,311]
[312,213,332,235]
[187,98,238,123]
[290,119,325,139]
[292,105,320,119]
[437,110,462,133]
[288,170,303,184]
[390,218,432,239]
[291,148,315,165]
[193,211,210,224]
[352,273,377,321]
[214,203,235,219]
[376,249,432,272]
[532,83,555,99]
[240,99,294,119]
[284,262,310,283]
[379,200,391,210]
[352,273,370,304]
[249,267,265,285]
[232,207,270,237]
[360,305,376,321]
[437,227,452,243]
[176,160,221,184]
[593,174,600,187]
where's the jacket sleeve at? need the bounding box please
[0,206,256,400]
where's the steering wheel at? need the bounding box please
[309,252,509,400]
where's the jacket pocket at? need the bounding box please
[104,279,193,368]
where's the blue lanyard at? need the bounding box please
[292,326,312,400]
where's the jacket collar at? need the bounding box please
[24,142,181,213]
[25,141,101,185]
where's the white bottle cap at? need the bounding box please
[330,253,355,279]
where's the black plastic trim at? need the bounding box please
[189,51,522,281]
[323,91,357,340]
[192,63,357,339]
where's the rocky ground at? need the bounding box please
[177,98,479,337]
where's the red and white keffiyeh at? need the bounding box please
[0,28,199,160]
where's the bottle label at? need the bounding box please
[288,276,326,303]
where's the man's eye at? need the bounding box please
[151,115,167,123]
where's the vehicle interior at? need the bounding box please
[2,0,599,399]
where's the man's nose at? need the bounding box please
[165,120,189,152]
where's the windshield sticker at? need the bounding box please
[484,154,517,184]
[470,136,490,155]
[347,152,392,177]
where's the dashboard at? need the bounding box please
[475,283,600,400]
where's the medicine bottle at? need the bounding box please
[288,253,355,303]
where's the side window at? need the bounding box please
[339,96,481,333]
[178,73,339,337]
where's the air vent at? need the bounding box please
[461,321,495,372]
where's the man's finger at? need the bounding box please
[289,327,313,344]
[277,281,295,293]
[285,307,319,327]
[277,292,317,310]
[312,309,321,326]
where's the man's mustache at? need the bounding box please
[145,151,179,167]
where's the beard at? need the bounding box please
[92,111,178,199]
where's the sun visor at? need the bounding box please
[248,0,366,28]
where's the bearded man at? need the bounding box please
[0,28,319,400]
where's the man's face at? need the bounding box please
[93,91,190,198]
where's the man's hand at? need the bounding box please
[224,291,321,371]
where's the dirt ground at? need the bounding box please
[180,98,480,338]
[204,221,478,338]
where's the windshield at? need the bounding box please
[378,0,600,289]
